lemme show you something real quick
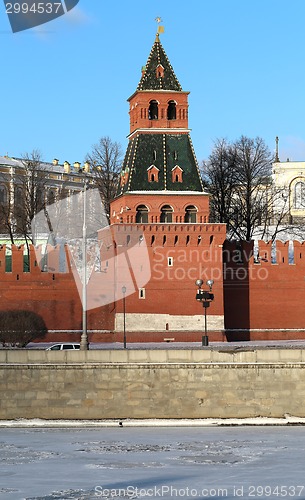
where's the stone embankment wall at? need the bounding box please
[1,349,305,420]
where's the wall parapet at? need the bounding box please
[1,348,305,364]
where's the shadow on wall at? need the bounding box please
[223,241,253,341]
[0,310,48,347]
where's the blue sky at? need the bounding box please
[1,0,305,165]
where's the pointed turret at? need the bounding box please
[137,33,182,92]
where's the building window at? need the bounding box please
[184,205,197,223]
[139,288,146,299]
[160,205,173,223]
[168,256,173,266]
[14,186,23,206]
[294,182,305,209]
[136,205,149,223]
[148,100,158,120]
[0,185,7,204]
[167,100,176,120]
[47,189,56,205]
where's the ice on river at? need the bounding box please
[0,425,305,500]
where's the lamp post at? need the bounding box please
[195,279,214,346]
[80,180,89,351]
[122,286,127,348]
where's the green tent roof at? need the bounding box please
[117,134,204,196]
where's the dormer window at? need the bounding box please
[156,64,164,79]
[172,165,183,183]
[147,165,160,183]
[167,100,176,120]
[148,100,158,120]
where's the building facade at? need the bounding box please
[0,155,92,242]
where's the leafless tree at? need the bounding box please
[201,138,237,224]
[203,136,291,241]
[0,150,48,249]
[86,136,123,222]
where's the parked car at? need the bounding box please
[46,343,80,350]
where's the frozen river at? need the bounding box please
[1,425,305,500]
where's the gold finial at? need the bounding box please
[155,16,164,38]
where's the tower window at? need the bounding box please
[167,100,176,120]
[148,100,158,120]
[156,64,164,79]
[171,165,183,183]
[136,204,149,223]
[139,288,146,299]
[160,205,173,223]
[147,165,159,183]
[184,205,197,223]
[168,256,174,266]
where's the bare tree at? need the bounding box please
[86,136,123,222]
[201,138,237,224]
[0,150,48,249]
[14,150,48,254]
[203,136,291,241]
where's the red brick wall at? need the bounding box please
[223,240,305,340]
[0,244,114,343]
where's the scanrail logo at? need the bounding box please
[4,0,80,33]
[31,188,151,309]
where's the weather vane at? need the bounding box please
[155,17,164,34]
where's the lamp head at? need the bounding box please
[195,279,203,288]
[206,279,214,290]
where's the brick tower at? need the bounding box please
[109,31,226,342]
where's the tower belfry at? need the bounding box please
[111,29,209,224]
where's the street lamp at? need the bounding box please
[80,180,89,351]
[122,286,127,348]
[195,279,214,346]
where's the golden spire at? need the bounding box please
[155,16,164,40]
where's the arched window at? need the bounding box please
[160,205,173,223]
[294,182,305,209]
[148,100,158,120]
[136,205,149,223]
[184,205,197,223]
[0,185,7,204]
[167,100,176,120]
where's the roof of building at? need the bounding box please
[137,33,183,92]
[0,156,91,176]
[117,133,204,195]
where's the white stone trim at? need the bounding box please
[115,313,224,332]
